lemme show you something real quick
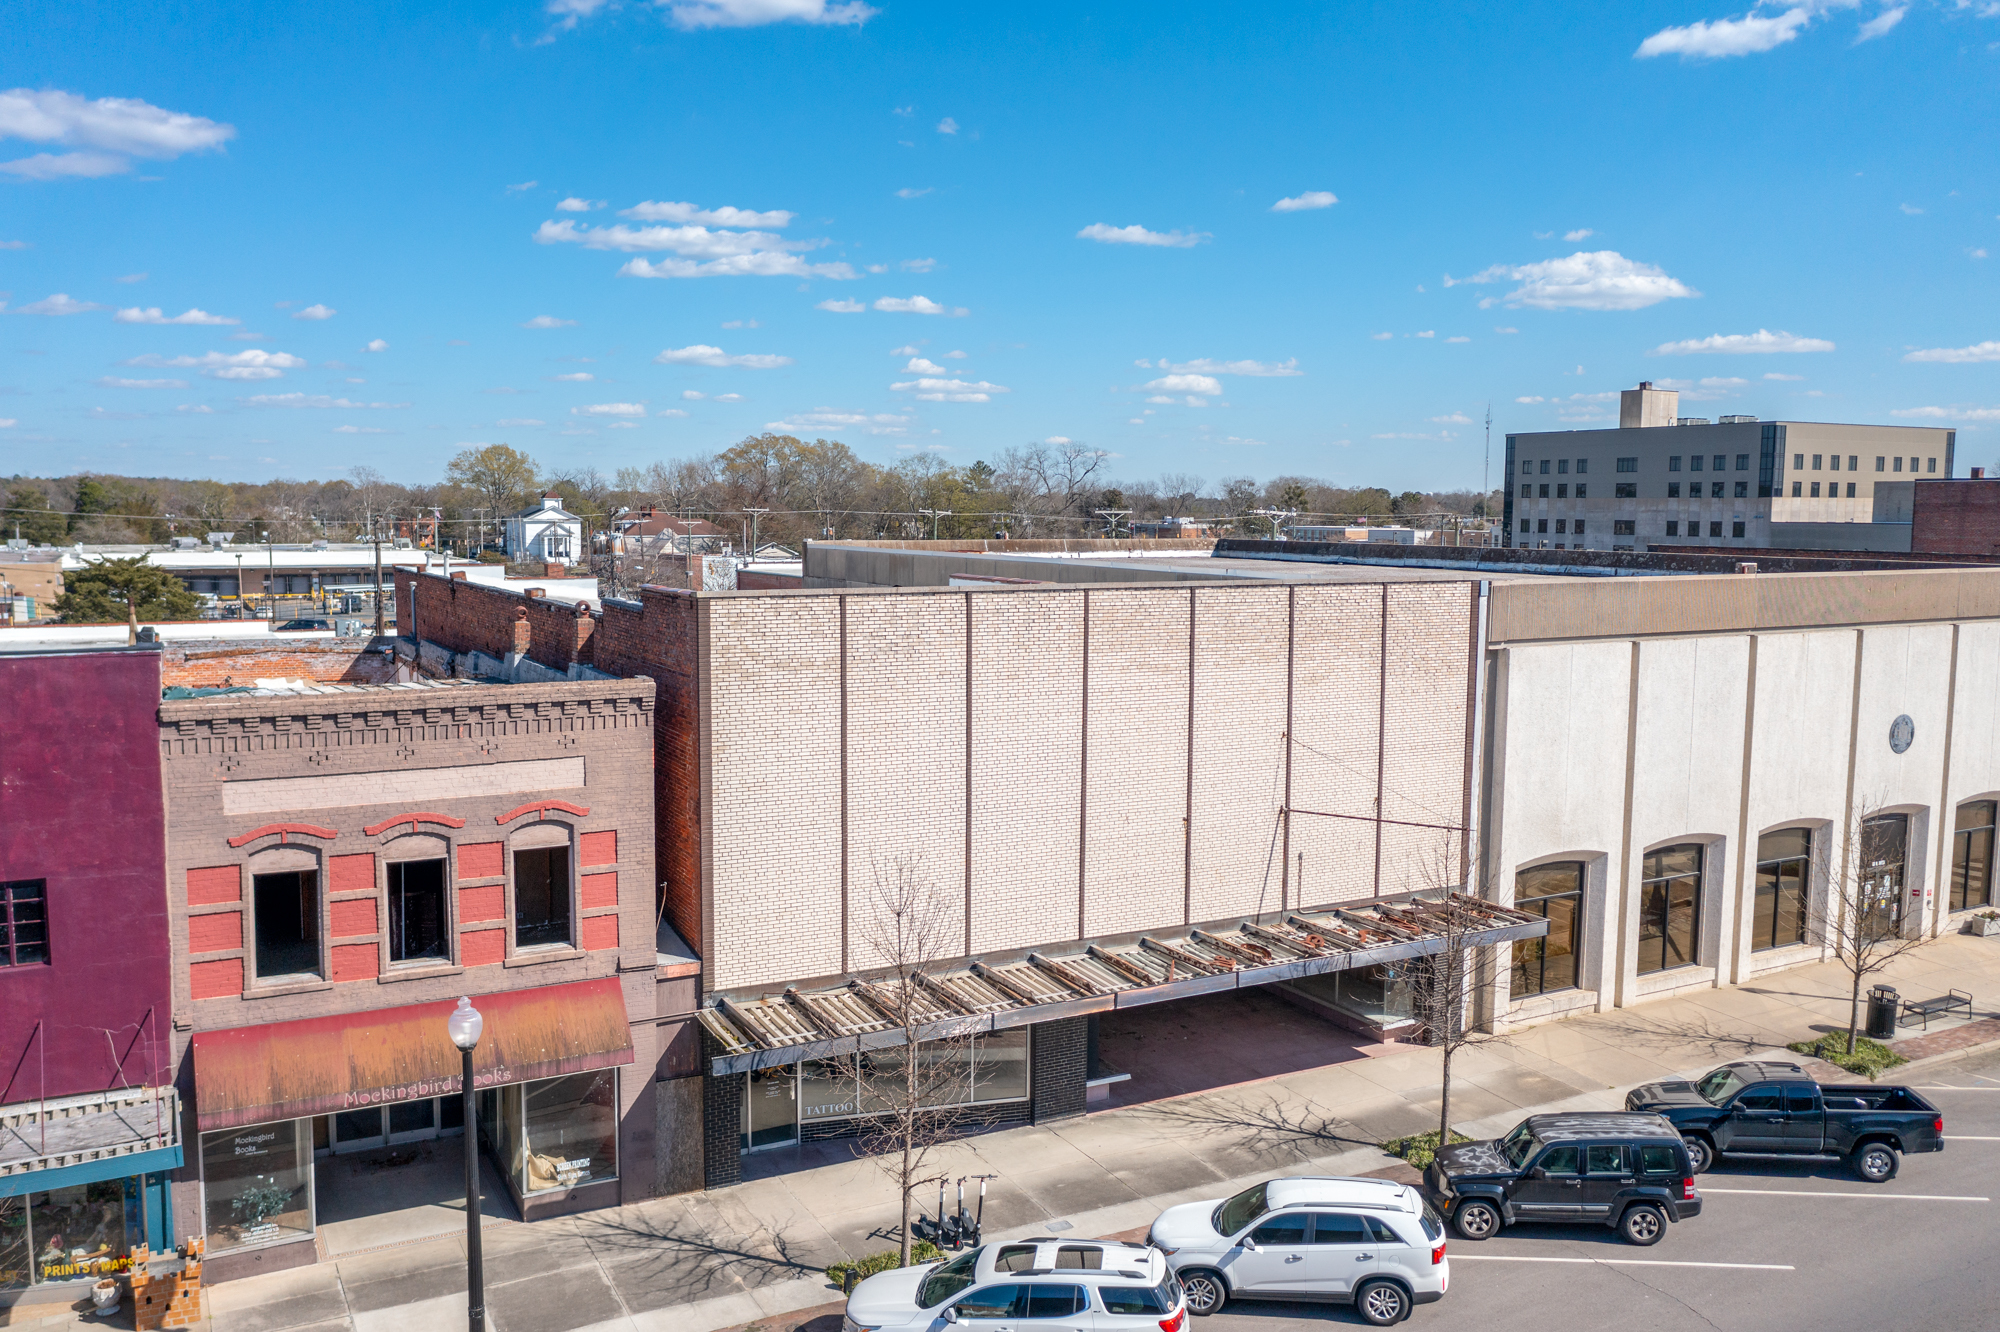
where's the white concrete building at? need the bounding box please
[505,493,583,563]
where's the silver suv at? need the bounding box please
[841,1239,1185,1332]
[1147,1176,1448,1325]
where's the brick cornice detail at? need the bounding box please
[227,822,339,848]
[363,811,470,836]
[494,799,591,825]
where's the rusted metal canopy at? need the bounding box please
[192,977,634,1131]
[701,894,1546,1075]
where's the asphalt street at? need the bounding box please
[1201,1046,2000,1332]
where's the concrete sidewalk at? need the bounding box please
[14,931,2000,1332]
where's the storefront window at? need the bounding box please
[774,1031,1032,1143]
[1952,802,1995,913]
[0,1181,145,1290]
[799,1058,858,1124]
[1329,963,1414,1022]
[201,1120,314,1254]
[1753,829,1811,951]
[1512,862,1582,996]
[1638,844,1703,974]
[973,1029,1030,1103]
[521,1071,618,1194]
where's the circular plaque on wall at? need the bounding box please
[1889,714,1915,754]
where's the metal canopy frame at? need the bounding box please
[700,894,1548,1075]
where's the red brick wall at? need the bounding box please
[581,872,617,908]
[735,569,803,591]
[329,897,377,938]
[330,942,379,982]
[459,884,505,922]
[581,914,619,951]
[1912,479,2000,555]
[329,854,375,893]
[190,958,242,999]
[579,830,616,867]
[458,841,504,877]
[394,569,597,671]
[460,927,505,966]
[160,642,400,689]
[187,912,241,953]
[187,865,240,906]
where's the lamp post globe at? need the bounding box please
[447,996,486,1331]
[448,996,483,1051]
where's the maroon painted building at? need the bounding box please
[1,645,179,1307]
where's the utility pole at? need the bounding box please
[916,508,952,541]
[372,524,386,638]
[1092,508,1130,539]
[1483,402,1492,515]
[744,507,769,558]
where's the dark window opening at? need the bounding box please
[1735,481,1748,498]
[1859,814,1908,941]
[1732,521,1746,537]
[1668,482,1681,499]
[1613,519,1635,535]
[388,858,450,963]
[0,879,49,967]
[1952,802,1995,914]
[1512,862,1581,996]
[514,846,573,948]
[1709,521,1723,537]
[253,871,321,979]
[1711,481,1725,499]
[1614,483,1637,499]
[1639,844,1702,974]
[1754,829,1810,952]
[1616,457,1637,473]
[1538,483,1550,498]
[1576,458,1588,473]
[1576,483,1587,498]
[1665,520,1680,536]
[1574,519,1586,533]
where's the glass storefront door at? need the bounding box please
[329,1096,453,1153]
[1859,814,1909,940]
[743,1064,799,1151]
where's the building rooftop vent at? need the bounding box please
[1676,417,1711,426]
[1718,414,1759,424]
[206,531,235,548]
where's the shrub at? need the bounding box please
[826,1240,943,1290]
[1787,1032,1907,1081]
[1380,1129,1473,1168]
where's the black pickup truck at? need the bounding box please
[1625,1060,1944,1182]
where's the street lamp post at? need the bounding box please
[446,997,486,1332]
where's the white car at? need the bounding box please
[841,1238,1186,1332]
[1146,1175,1448,1325]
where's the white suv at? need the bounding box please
[1146,1176,1447,1325]
[841,1238,1186,1332]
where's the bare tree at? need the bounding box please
[841,858,974,1266]
[1813,801,1936,1054]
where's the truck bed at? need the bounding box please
[1817,1085,1935,1114]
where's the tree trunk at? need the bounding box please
[1847,967,1864,1056]
[899,1135,913,1266]
[1437,1049,1452,1151]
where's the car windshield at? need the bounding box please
[1697,1067,1751,1106]
[916,1249,981,1308]
[1213,1182,1267,1237]
[1499,1121,1540,1168]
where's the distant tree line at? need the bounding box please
[4,437,1502,552]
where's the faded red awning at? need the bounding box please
[192,977,634,1132]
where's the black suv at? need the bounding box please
[1420,1112,1701,1247]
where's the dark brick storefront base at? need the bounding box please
[1031,1017,1088,1124]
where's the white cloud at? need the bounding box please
[229,331,263,340]
[1146,395,1176,404]
[521,314,577,328]
[291,304,336,320]
[654,409,689,418]
[127,349,306,380]
[552,372,595,382]
[1516,396,1546,403]
[1900,202,1925,215]
[99,376,187,388]
[658,0,877,30]
[619,200,794,227]
[1444,250,1699,310]
[1156,357,1302,377]
[175,403,213,413]
[1893,405,2000,421]
[715,392,742,402]
[497,417,545,426]
[654,343,792,368]
[364,338,388,352]
[332,425,390,434]
[1077,223,1208,248]
[1414,330,1435,338]
[1764,372,1807,380]
[555,197,604,212]
[902,257,938,273]
[113,271,144,281]
[943,350,967,359]
[1564,228,1594,241]
[1495,326,1520,334]
[1370,332,1393,340]
[113,306,237,325]
[896,187,932,199]
[889,344,923,356]
[936,117,959,135]
[722,319,759,328]
[764,408,911,435]
[1145,373,1224,395]
[241,392,410,408]
[536,216,855,281]
[1701,376,1749,386]
[1974,249,1990,260]
[0,418,17,427]
[889,376,1009,402]
[903,357,952,374]
[1271,191,1337,212]
[1855,6,1905,41]
[817,298,865,313]
[0,238,27,249]
[1652,328,1835,354]
[1447,335,1471,343]
[1432,412,1475,424]
[1635,7,1813,60]
[0,88,235,180]
[505,180,538,193]
[571,402,648,417]
[14,293,103,315]
[874,295,967,316]
[1905,341,2000,363]
[866,264,888,274]
[682,390,705,400]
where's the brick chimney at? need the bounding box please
[511,605,531,656]
[544,560,566,578]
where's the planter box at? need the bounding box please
[1961,916,2000,937]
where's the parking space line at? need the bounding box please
[1452,1256,1794,1271]
[1944,1135,2000,1140]
[1700,1188,1988,1201]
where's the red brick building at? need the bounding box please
[1912,474,2000,556]
[156,663,694,1283]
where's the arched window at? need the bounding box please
[1952,802,1995,913]
[1512,862,1582,996]
[1638,844,1703,974]
[1753,829,1810,952]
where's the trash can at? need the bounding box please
[1866,985,1899,1040]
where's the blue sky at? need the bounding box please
[2,0,1998,491]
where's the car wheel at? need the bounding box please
[1619,1202,1666,1247]
[1354,1279,1410,1327]
[1851,1142,1899,1183]
[1681,1135,1713,1174]
[1180,1269,1227,1317]
[1453,1198,1501,1241]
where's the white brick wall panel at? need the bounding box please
[1189,587,1292,922]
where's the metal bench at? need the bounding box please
[1899,989,1973,1031]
